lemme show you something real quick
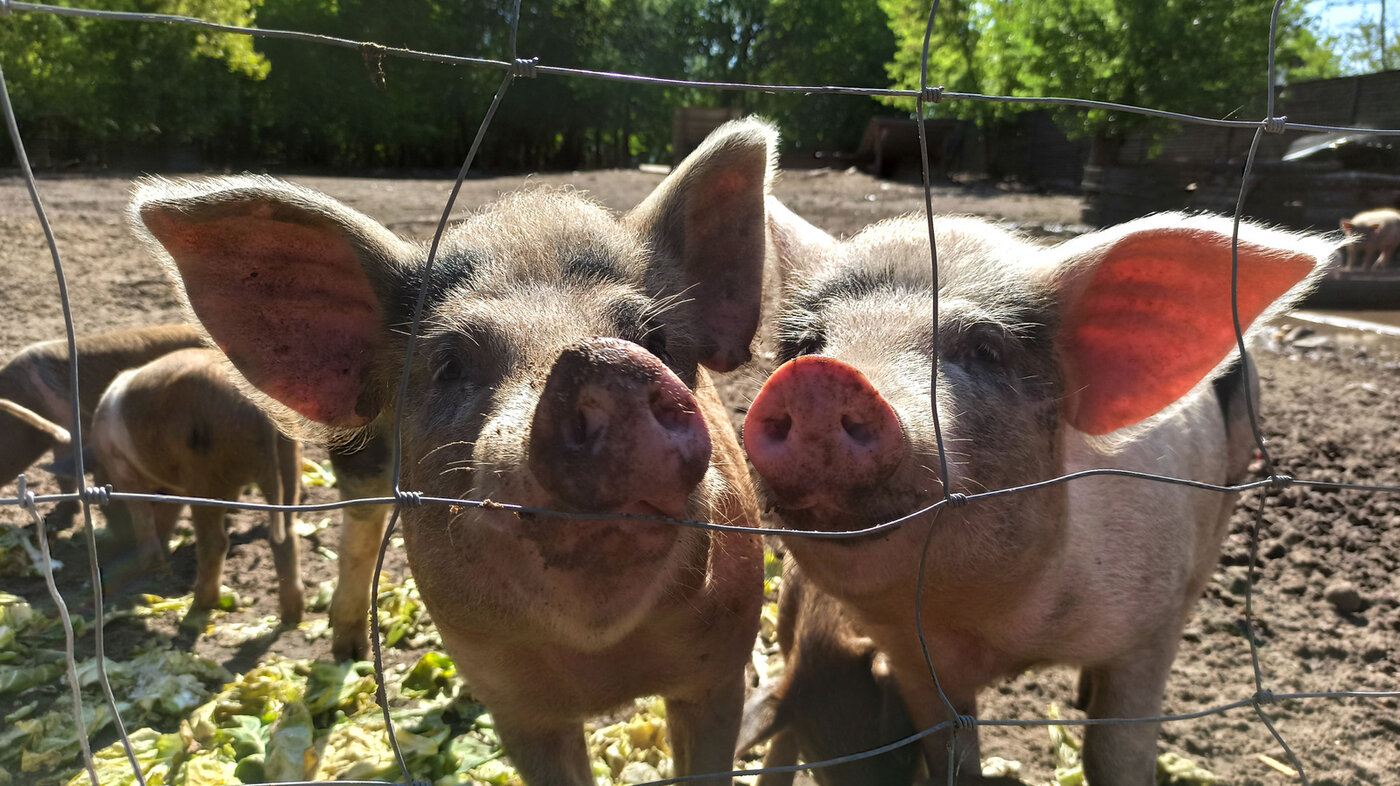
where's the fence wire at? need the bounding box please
[1,0,1398,785]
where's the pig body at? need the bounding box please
[744,204,1328,783]
[738,554,920,786]
[130,120,774,784]
[88,347,304,621]
[0,324,205,529]
[1340,207,1400,269]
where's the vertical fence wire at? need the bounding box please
[2,1,1399,784]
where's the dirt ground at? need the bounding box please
[1,168,1397,785]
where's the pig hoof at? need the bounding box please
[332,632,370,663]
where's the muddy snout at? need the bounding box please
[529,338,711,514]
[744,356,904,506]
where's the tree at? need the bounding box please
[0,0,267,166]
[882,0,1343,162]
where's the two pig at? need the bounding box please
[8,341,306,622]
[127,115,1331,784]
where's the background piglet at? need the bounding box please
[743,201,1329,784]
[0,324,205,531]
[38,346,304,620]
[129,119,775,785]
[1339,207,1400,270]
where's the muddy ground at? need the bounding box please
[0,169,1396,785]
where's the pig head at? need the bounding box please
[129,119,774,785]
[744,201,1329,784]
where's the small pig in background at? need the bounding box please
[0,324,205,530]
[1339,207,1400,269]
[130,119,774,784]
[744,200,1329,784]
[738,554,920,786]
[45,347,304,621]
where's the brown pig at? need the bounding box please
[739,554,920,786]
[1339,207,1400,270]
[742,201,1329,784]
[0,324,205,528]
[74,347,304,621]
[128,119,774,784]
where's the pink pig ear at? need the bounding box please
[628,118,777,372]
[1052,215,1325,436]
[132,177,414,429]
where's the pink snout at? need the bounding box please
[530,338,711,514]
[744,356,904,507]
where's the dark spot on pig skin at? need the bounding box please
[563,250,628,285]
[187,422,211,455]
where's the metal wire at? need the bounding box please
[1,1,1398,784]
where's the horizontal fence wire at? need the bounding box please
[1,0,1398,784]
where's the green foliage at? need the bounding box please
[0,0,266,165]
[882,0,1344,147]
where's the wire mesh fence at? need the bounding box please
[1,0,1398,784]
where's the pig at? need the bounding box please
[742,200,1329,784]
[1339,207,1400,270]
[70,347,304,621]
[127,118,773,784]
[0,324,206,529]
[738,554,920,786]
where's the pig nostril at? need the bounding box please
[649,388,691,433]
[841,415,875,445]
[563,406,602,449]
[760,413,792,443]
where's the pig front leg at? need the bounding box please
[666,670,747,785]
[1079,636,1180,786]
[328,433,394,661]
[491,718,595,786]
[189,502,232,612]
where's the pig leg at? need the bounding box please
[125,499,170,572]
[754,729,798,786]
[328,432,392,661]
[189,501,233,611]
[491,719,593,786]
[665,671,746,784]
[261,436,305,624]
[1079,638,1180,786]
[898,684,983,785]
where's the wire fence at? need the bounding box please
[1,0,1398,784]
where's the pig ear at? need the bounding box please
[1050,214,1328,436]
[767,196,840,289]
[628,118,777,372]
[131,176,414,429]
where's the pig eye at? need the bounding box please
[432,355,468,384]
[971,342,1000,364]
[640,327,670,362]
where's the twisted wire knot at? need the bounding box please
[509,57,540,78]
[1254,688,1277,705]
[944,492,969,507]
[921,85,944,104]
[395,489,424,508]
[1267,474,1294,492]
[16,474,35,510]
[83,485,112,506]
[953,713,977,730]
[1262,116,1287,134]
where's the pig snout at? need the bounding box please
[529,338,711,514]
[744,356,904,507]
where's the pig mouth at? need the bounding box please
[509,498,686,573]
